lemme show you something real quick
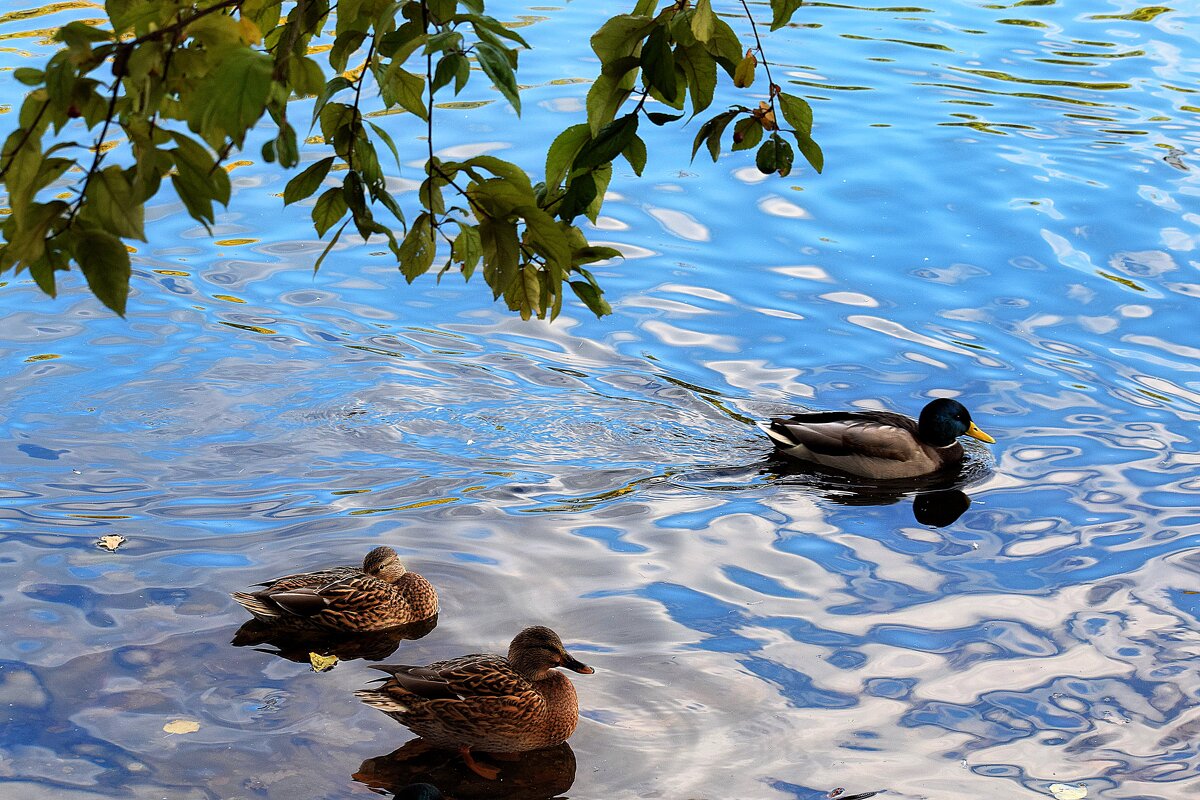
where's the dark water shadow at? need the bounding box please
[231,615,438,666]
[354,739,576,799]
[667,452,992,528]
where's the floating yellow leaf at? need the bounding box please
[309,652,338,672]
[163,719,200,735]
[96,534,126,551]
[1050,784,1088,800]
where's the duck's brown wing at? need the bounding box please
[765,410,922,461]
[371,654,534,700]
[252,565,359,591]
[243,570,384,619]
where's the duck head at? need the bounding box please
[918,398,995,448]
[508,626,594,681]
[362,546,408,583]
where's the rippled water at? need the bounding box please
[3,1,1200,798]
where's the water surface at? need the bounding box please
[2,1,1199,799]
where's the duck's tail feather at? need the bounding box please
[355,689,411,714]
[231,591,282,621]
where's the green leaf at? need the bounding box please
[377,21,426,59]
[640,25,677,103]
[756,133,794,176]
[770,0,805,31]
[793,131,824,173]
[703,17,743,77]
[14,68,43,86]
[479,217,519,298]
[691,0,716,42]
[557,172,596,223]
[427,0,457,23]
[461,13,531,49]
[314,219,350,274]
[545,123,591,189]
[330,30,367,74]
[690,109,738,162]
[452,223,483,280]
[572,245,624,265]
[732,117,763,151]
[367,121,403,170]
[778,92,814,137]
[398,214,436,282]
[475,42,522,114]
[73,228,130,316]
[287,56,327,97]
[621,133,647,176]
[85,166,145,240]
[425,30,463,54]
[518,205,572,278]
[647,112,684,126]
[432,52,469,94]
[380,63,428,120]
[585,73,634,137]
[458,155,534,194]
[514,265,541,320]
[677,43,717,115]
[585,163,611,224]
[312,76,352,128]
[569,279,612,318]
[590,14,655,65]
[189,48,274,147]
[575,114,638,170]
[284,157,335,205]
[312,186,349,236]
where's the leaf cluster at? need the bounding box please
[0,0,821,320]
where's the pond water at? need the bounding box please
[2,1,1199,798]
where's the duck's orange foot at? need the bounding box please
[460,747,500,780]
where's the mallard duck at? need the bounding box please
[355,626,594,780]
[761,397,994,479]
[231,546,438,632]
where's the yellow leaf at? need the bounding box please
[238,18,262,45]
[163,719,200,735]
[96,534,126,551]
[309,652,338,672]
[757,101,778,131]
[733,50,757,89]
[1049,785,1088,800]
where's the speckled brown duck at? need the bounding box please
[355,626,594,780]
[231,545,438,633]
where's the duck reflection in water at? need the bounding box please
[765,454,977,527]
[355,740,576,800]
[231,614,438,667]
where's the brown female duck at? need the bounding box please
[355,626,593,779]
[231,545,438,632]
[761,397,994,479]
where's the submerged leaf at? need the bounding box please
[163,719,200,734]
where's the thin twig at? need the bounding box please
[348,37,377,173]
[68,69,124,224]
[0,98,50,180]
[127,0,240,48]
[737,0,779,97]
[422,1,437,231]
